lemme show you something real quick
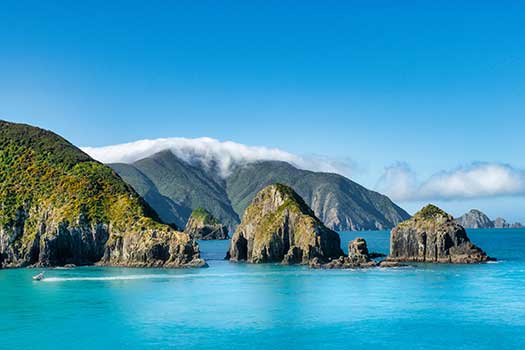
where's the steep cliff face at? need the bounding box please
[0,120,204,268]
[184,208,229,240]
[226,184,343,264]
[388,205,491,264]
[455,209,494,229]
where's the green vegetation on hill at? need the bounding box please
[109,162,188,229]
[414,204,450,220]
[0,120,201,268]
[0,120,160,231]
[109,150,239,229]
[110,155,410,232]
[190,208,220,225]
[226,161,411,231]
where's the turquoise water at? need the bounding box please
[1,229,525,350]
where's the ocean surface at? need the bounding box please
[1,229,524,350]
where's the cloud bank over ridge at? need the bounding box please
[82,137,354,178]
[376,162,525,201]
[83,137,525,203]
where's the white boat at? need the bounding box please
[32,272,45,281]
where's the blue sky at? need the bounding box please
[1,1,524,221]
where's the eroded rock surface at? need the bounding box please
[226,184,343,264]
[388,204,492,263]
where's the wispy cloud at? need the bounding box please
[376,162,525,201]
[82,137,355,178]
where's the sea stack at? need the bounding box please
[313,237,377,269]
[388,204,492,263]
[184,208,229,240]
[226,184,344,264]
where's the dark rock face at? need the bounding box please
[388,205,492,264]
[226,184,344,264]
[38,217,109,267]
[0,207,205,268]
[455,209,494,229]
[311,237,377,269]
[184,208,229,240]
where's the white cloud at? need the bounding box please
[375,162,418,201]
[376,162,525,201]
[81,137,354,178]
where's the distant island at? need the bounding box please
[455,209,523,229]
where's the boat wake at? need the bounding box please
[41,271,317,283]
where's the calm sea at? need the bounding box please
[1,229,524,350]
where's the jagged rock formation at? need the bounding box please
[0,120,204,268]
[226,184,344,264]
[388,204,492,263]
[110,154,410,232]
[455,209,494,229]
[184,208,229,240]
[311,237,377,269]
[511,222,523,228]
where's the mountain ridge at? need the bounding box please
[109,150,410,232]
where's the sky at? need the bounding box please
[1,1,524,222]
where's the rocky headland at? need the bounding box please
[0,120,205,268]
[184,208,229,240]
[388,204,492,263]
